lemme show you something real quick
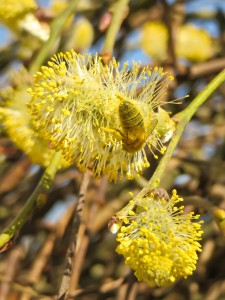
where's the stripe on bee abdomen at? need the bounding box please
[119,101,144,129]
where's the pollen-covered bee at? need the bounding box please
[116,94,158,153]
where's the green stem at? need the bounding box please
[146,68,225,190]
[0,151,61,250]
[179,68,225,123]
[116,68,225,217]
[29,0,80,74]
[101,0,129,57]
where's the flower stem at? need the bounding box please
[0,151,62,251]
[29,0,81,74]
[116,68,225,217]
[146,68,225,190]
[101,0,129,62]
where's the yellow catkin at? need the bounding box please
[27,50,176,181]
[0,0,37,21]
[0,69,69,169]
[116,189,203,286]
[141,21,215,62]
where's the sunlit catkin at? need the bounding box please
[0,0,37,22]
[0,69,69,168]
[0,0,37,32]
[141,21,216,62]
[27,50,174,181]
[115,189,203,286]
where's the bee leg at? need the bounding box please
[101,127,124,141]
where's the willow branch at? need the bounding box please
[29,0,81,74]
[101,0,129,62]
[146,68,225,189]
[0,151,62,251]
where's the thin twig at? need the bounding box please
[0,246,24,300]
[126,282,138,300]
[161,0,179,68]
[20,199,77,300]
[0,157,31,195]
[0,274,52,299]
[116,272,137,300]
[68,234,89,292]
[29,0,81,74]
[101,0,129,63]
[190,58,225,79]
[68,176,108,292]
[116,281,128,300]
[0,151,62,251]
[58,171,91,299]
[67,278,125,298]
[90,190,131,233]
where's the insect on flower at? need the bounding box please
[108,216,122,234]
[104,94,158,153]
[27,50,175,180]
[144,187,170,201]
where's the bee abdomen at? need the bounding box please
[119,100,144,129]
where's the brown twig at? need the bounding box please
[126,282,138,300]
[68,176,108,293]
[116,272,137,300]
[90,191,131,233]
[67,205,89,293]
[67,278,125,298]
[189,58,225,79]
[161,0,178,68]
[0,274,52,299]
[57,171,91,299]
[20,199,77,300]
[204,280,225,300]
[0,157,31,195]
[68,234,89,293]
[0,245,24,300]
